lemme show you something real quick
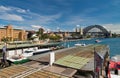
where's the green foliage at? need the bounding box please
[1,37,9,42]
[86,35,91,38]
[49,34,61,41]
[71,33,77,38]
[36,28,47,40]
[112,33,117,38]
[39,34,49,40]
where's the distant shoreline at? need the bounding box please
[62,38,92,42]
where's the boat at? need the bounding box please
[75,43,86,46]
[109,55,120,71]
[95,39,101,43]
[7,48,51,63]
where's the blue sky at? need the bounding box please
[0,0,120,33]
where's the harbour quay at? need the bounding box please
[0,42,61,60]
[0,44,110,78]
[0,42,60,51]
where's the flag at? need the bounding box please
[95,52,103,67]
[94,50,103,78]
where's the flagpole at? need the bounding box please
[94,47,96,78]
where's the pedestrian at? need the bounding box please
[2,43,7,65]
[105,61,110,78]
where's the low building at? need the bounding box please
[0,25,27,41]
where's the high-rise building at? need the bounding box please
[79,27,83,35]
[75,27,80,32]
[0,25,27,41]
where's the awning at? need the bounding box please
[109,61,116,69]
[109,61,120,70]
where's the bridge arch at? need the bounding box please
[83,25,109,37]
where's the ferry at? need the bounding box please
[7,48,51,63]
[23,48,51,57]
[75,43,86,46]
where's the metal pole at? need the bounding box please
[94,47,96,78]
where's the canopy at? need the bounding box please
[109,61,120,70]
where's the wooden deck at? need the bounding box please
[24,70,69,78]
[0,65,35,78]
[0,44,108,78]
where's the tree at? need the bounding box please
[112,33,117,38]
[36,28,44,40]
[49,34,61,42]
[41,34,49,40]
[1,37,9,42]
[27,31,35,40]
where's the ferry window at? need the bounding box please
[25,51,33,53]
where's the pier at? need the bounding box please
[0,44,109,78]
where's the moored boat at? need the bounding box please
[7,48,51,63]
[95,39,101,43]
[110,55,120,69]
[75,43,86,46]
[109,55,120,76]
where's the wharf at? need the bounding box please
[28,44,109,77]
[0,44,109,78]
[0,42,60,51]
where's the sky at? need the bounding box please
[0,0,120,33]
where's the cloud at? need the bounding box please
[25,13,62,26]
[0,6,30,21]
[16,8,26,13]
[103,24,120,33]
[0,14,24,21]
[0,6,11,12]
[0,5,63,31]
[31,25,42,29]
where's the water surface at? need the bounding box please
[60,38,120,57]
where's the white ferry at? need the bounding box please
[75,43,86,47]
[7,48,51,62]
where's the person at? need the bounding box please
[2,43,7,65]
[105,61,110,78]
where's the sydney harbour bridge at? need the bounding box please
[54,25,110,39]
[83,25,110,38]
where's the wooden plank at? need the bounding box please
[0,72,10,78]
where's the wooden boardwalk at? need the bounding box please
[0,44,109,78]
[0,65,33,78]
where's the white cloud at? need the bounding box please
[0,5,26,21]
[103,24,120,34]
[0,5,28,13]
[0,14,24,21]
[0,5,63,30]
[0,5,63,27]
[0,6,11,12]
[25,13,62,26]
[31,25,42,29]
[76,25,80,27]
[16,9,26,13]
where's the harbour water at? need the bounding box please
[60,38,120,57]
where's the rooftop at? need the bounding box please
[28,44,108,71]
